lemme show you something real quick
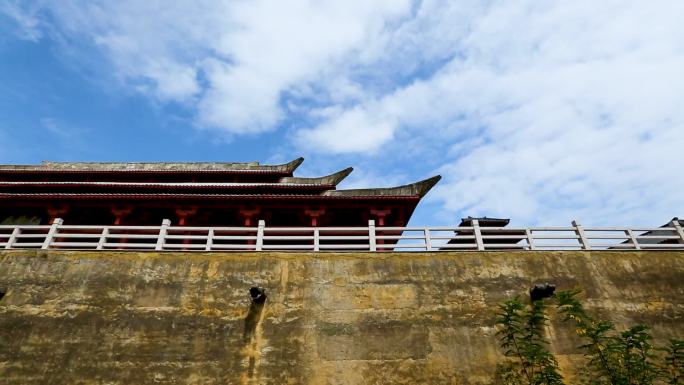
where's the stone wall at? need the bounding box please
[0,250,682,384]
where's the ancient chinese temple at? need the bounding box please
[0,158,440,227]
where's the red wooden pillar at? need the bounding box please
[239,208,260,248]
[239,208,260,227]
[304,209,325,227]
[111,206,133,225]
[175,207,198,227]
[175,207,198,248]
[110,206,133,249]
[371,209,391,251]
[370,209,390,226]
[47,205,69,224]
[305,209,325,249]
[46,205,69,248]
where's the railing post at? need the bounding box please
[206,229,214,251]
[156,219,171,251]
[96,227,109,250]
[313,228,320,251]
[42,218,63,250]
[472,219,484,251]
[368,220,376,251]
[5,227,20,249]
[626,229,641,250]
[572,220,591,250]
[525,228,536,250]
[424,228,432,251]
[672,219,684,244]
[255,220,265,251]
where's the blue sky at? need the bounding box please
[1,0,682,227]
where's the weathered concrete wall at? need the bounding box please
[0,250,682,385]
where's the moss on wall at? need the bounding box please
[0,250,682,384]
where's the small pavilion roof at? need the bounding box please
[441,216,525,249]
[615,217,684,247]
[459,216,511,227]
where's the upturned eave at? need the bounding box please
[323,175,441,198]
[279,167,353,186]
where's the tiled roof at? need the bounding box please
[0,158,440,198]
[0,158,304,172]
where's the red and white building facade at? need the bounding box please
[0,158,440,228]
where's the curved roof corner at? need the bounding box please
[278,157,305,173]
[323,175,441,197]
[280,167,353,186]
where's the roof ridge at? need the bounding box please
[0,158,305,173]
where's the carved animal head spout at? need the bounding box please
[249,287,266,304]
[529,283,556,301]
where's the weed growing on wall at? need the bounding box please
[495,297,563,384]
[493,290,683,385]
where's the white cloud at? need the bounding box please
[0,1,43,41]
[41,118,71,137]
[3,0,683,225]
[6,0,411,133]
[295,0,684,225]
[295,107,396,153]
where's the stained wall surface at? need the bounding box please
[0,250,682,385]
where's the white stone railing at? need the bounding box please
[1,219,683,252]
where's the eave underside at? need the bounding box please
[0,195,420,227]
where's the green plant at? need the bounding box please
[494,289,683,385]
[659,339,684,384]
[556,290,659,385]
[495,296,563,385]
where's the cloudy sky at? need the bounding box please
[1,0,682,227]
